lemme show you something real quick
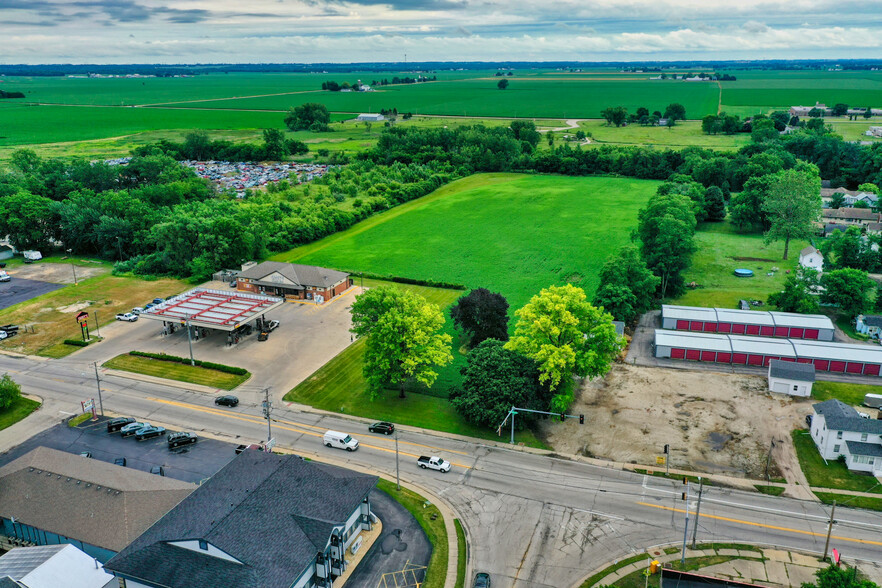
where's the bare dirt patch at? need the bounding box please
[7,262,108,284]
[542,364,812,479]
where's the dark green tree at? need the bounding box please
[284,103,331,131]
[664,103,687,122]
[510,120,541,147]
[704,185,727,221]
[768,268,820,313]
[593,245,660,323]
[800,565,878,588]
[262,128,288,160]
[0,373,21,411]
[450,288,510,347]
[601,106,629,127]
[497,79,509,90]
[637,191,697,297]
[820,268,875,319]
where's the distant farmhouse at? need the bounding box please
[357,113,384,122]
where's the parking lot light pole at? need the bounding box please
[92,362,104,416]
[395,426,400,491]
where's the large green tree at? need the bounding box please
[820,268,876,319]
[450,288,510,347]
[637,191,697,298]
[284,103,331,132]
[704,186,727,221]
[767,268,820,314]
[593,245,660,323]
[600,106,629,127]
[350,286,452,398]
[0,373,21,411]
[0,191,59,250]
[505,284,622,412]
[450,339,547,429]
[761,165,822,260]
[664,103,687,122]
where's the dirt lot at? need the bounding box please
[543,364,814,480]
[7,261,108,284]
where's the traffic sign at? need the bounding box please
[656,456,666,465]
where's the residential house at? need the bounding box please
[821,208,880,226]
[823,222,850,237]
[767,359,815,397]
[237,261,351,303]
[798,246,823,272]
[810,399,882,475]
[843,192,879,208]
[0,447,195,562]
[856,315,882,338]
[105,451,377,588]
[0,544,115,588]
[790,103,833,118]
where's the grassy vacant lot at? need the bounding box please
[674,221,806,308]
[279,173,657,310]
[791,430,882,494]
[812,382,882,408]
[103,354,250,390]
[583,120,751,151]
[0,396,41,431]
[285,278,545,447]
[0,272,187,357]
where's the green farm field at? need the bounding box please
[275,173,658,309]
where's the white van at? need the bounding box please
[323,430,359,451]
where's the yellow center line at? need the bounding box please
[636,502,882,547]
[147,397,472,469]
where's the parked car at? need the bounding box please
[323,430,359,451]
[236,443,267,454]
[152,298,164,305]
[805,415,813,428]
[168,432,198,449]
[79,451,92,458]
[473,572,491,588]
[417,456,451,473]
[113,457,127,467]
[107,417,136,433]
[120,422,148,437]
[131,307,145,315]
[0,271,10,283]
[369,422,395,435]
[144,303,156,310]
[135,425,166,440]
[215,395,239,407]
[150,466,165,476]
[0,332,7,341]
[115,312,138,322]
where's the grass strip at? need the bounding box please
[68,413,92,427]
[377,479,448,588]
[815,492,882,512]
[791,430,882,494]
[454,519,467,588]
[755,485,786,496]
[0,397,40,431]
[103,354,250,390]
[611,556,763,588]
[579,552,650,588]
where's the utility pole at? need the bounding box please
[691,477,704,548]
[94,310,100,337]
[71,264,78,285]
[765,438,775,481]
[185,317,195,366]
[262,388,272,444]
[681,479,690,565]
[395,427,400,491]
[92,362,104,416]
[665,444,670,476]
[823,501,837,562]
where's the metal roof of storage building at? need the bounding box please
[714,308,775,326]
[654,330,732,351]
[661,305,718,321]
[791,339,882,363]
[729,335,797,356]
[662,305,834,330]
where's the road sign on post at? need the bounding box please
[656,456,666,465]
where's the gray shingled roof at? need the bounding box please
[238,261,348,289]
[0,447,195,552]
[813,399,882,434]
[862,315,882,328]
[845,440,882,458]
[0,577,23,588]
[106,452,377,588]
[768,359,816,382]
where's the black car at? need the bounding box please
[369,422,395,435]
[168,432,198,449]
[215,395,239,407]
[107,417,136,433]
[135,425,166,440]
[474,573,491,588]
[114,457,127,467]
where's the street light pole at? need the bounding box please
[691,477,703,548]
[185,317,195,366]
[92,362,104,416]
[94,310,100,337]
[71,264,78,285]
[395,427,400,491]
[681,480,690,565]
[262,388,272,443]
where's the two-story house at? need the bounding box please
[105,451,377,588]
[811,399,882,475]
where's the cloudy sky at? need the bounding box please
[2,0,882,64]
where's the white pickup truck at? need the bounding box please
[115,313,138,322]
[417,455,451,473]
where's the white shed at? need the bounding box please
[357,113,385,122]
[768,359,815,397]
[798,246,823,272]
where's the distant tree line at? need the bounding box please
[0,90,25,99]
[140,129,308,162]
[321,75,436,90]
[600,103,687,127]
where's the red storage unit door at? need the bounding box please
[703,323,718,332]
[717,353,732,363]
[748,355,764,365]
[774,327,789,337]
[763,356,779,366]
[717,323,731,333]
[700,351,716,361]
[746,325,760,335]
[671,348,686,359]
[846,362,864,374]
[789,328,804,339]
[760,326,775,336]
[731,353,748,364]
[804,329,819,339]
[797,358,813,363]
[864,364,881,376]
[779,357,796,362]
[829,361,846,373]
[731,324,746,334]
[813,359,829,371]
[689,321,703,331]
[685,349,701,360]
[676,320,689,330]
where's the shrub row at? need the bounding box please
[128,351,249,375]
[63,339,91,347]
[357,272,466,291]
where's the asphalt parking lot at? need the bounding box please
[0,416,236,483]
[346,489,431,588]
[0,278,64,310]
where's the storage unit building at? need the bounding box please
[660,305,834,341]
[654,330,882,375]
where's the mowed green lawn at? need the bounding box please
[277,173,658,310]
[674,221,807,308]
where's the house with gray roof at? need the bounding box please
[0,447,195,563]
[767,359,815,397]
[105,451,377,588]
[856,314,882,338]
[810,399,882,475]
[237,261,351,304]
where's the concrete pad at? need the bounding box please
[789,553,823,567]
[698,562,742,579]
[717,549,741,557]
[764,549,793,563]
[765,560,791,585]
[725,560,768,582]
[785,564,820,586]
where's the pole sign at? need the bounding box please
[656,456,666,465]
[81,398,97,420]
[75,311,89,323]
[265,438,276,452]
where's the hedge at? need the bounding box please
[356,272,466,291]
[128,351,248,375]
[63,339,91,347]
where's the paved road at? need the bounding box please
[3,353,882,588]
[0,278,63,310]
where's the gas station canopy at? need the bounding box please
[139,288,284,331]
